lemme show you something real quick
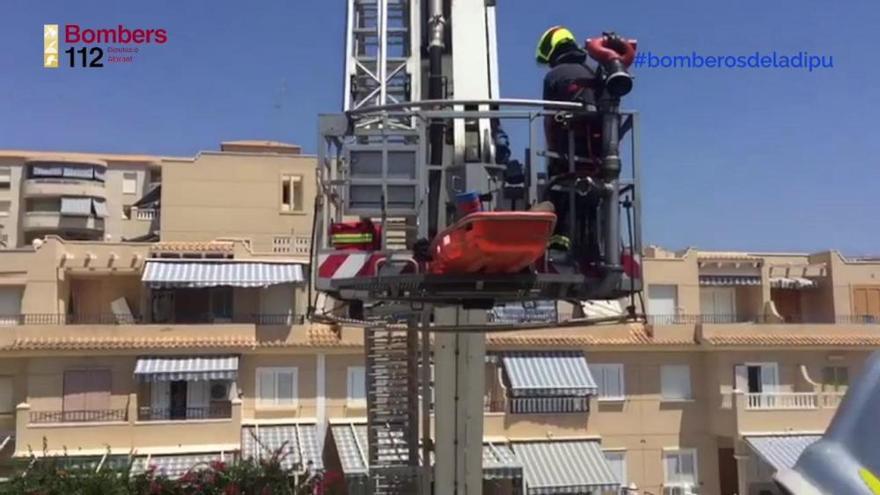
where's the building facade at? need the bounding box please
[0,145,877,495]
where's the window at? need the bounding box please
[700,287,736,322]
[661,365,692,401]
[822,366,848,392]
[0,168,10,190]
[347,366,367,407]
[0,376,13,414]
[122,172,138,194]
[603,450,627,486]
[648,284,678,323]
[591,363,624,400]
[0,201,9,217]
[256,367,298,407]
[280,175,304,212]
[735,363,778,394]
[664,449,698,487]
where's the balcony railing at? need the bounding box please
[134,208,157,221]
[137,402,232,421]
[746,392,818,410]
[647,314,880,325]
[486,396,590,414]
[0,313,306,326]
[29,409,127,424]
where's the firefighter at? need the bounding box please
[535,26,601,260]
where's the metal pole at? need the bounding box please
[421,309,432,491]
[602,108,621,268]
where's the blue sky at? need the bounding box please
[2,0,878,253]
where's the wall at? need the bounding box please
[325,354,367,419]
[642,251,700,315]
[160,152,317,252]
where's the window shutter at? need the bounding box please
[734,365,748,392]
[150,381,171,417]
[277,370,296,405]
[348,367,366,404]
[257,369,275,405]
[187,380,210,410]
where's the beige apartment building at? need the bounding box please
[0,144,877,495]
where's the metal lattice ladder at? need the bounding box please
[365,324,421,494]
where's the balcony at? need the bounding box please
[16,396,243,457]
[728,391,843,434]
[22,177,106,199]
[21,212,105,235]
[647,314,880,325]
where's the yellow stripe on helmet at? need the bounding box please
[536,26,576,64]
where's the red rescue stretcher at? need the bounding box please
[428,211,556,275]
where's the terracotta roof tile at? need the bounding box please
[486,326,695,347]
[703,333,880,346]
[151,241,235,254]
[697,251,761,261]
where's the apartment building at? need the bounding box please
[0,140,314,253]
[0,145,878,495]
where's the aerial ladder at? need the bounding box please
[313,0,642,493]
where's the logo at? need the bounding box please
[43,23,168,68]
[43,24,59,68]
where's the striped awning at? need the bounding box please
[134,355,239,382]
[699,275,762,286]
[63,165,95,179]
[770,277,817,289]
[60,197,93,216]
[130,452,228,479]
[92,198,108,218]
[745,435,821,472]
[142,260,305,288]
[30,163,63,177]
[500,352,598,397]
[241,423,323,471]
[513,440,620,494]
[329,423,522,481]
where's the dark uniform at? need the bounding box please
[543,47,602,256]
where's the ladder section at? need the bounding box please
[344,0,421,130]
[365,325,421,493]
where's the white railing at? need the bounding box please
[745,392,818,410]
[821,392,845,409]
[135,208,156,221]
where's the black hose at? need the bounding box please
[307,190,321,319]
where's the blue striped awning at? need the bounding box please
[241,423,323,471]
[500,352,598,397]
[699,275,762,286]
[142,261,305,288]
[745,435,821,472]
[513,440,620,494]
[62,166,95,179]
[134,355,239,382]
[329,423,522,481]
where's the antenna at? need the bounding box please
[273,78,288,141]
